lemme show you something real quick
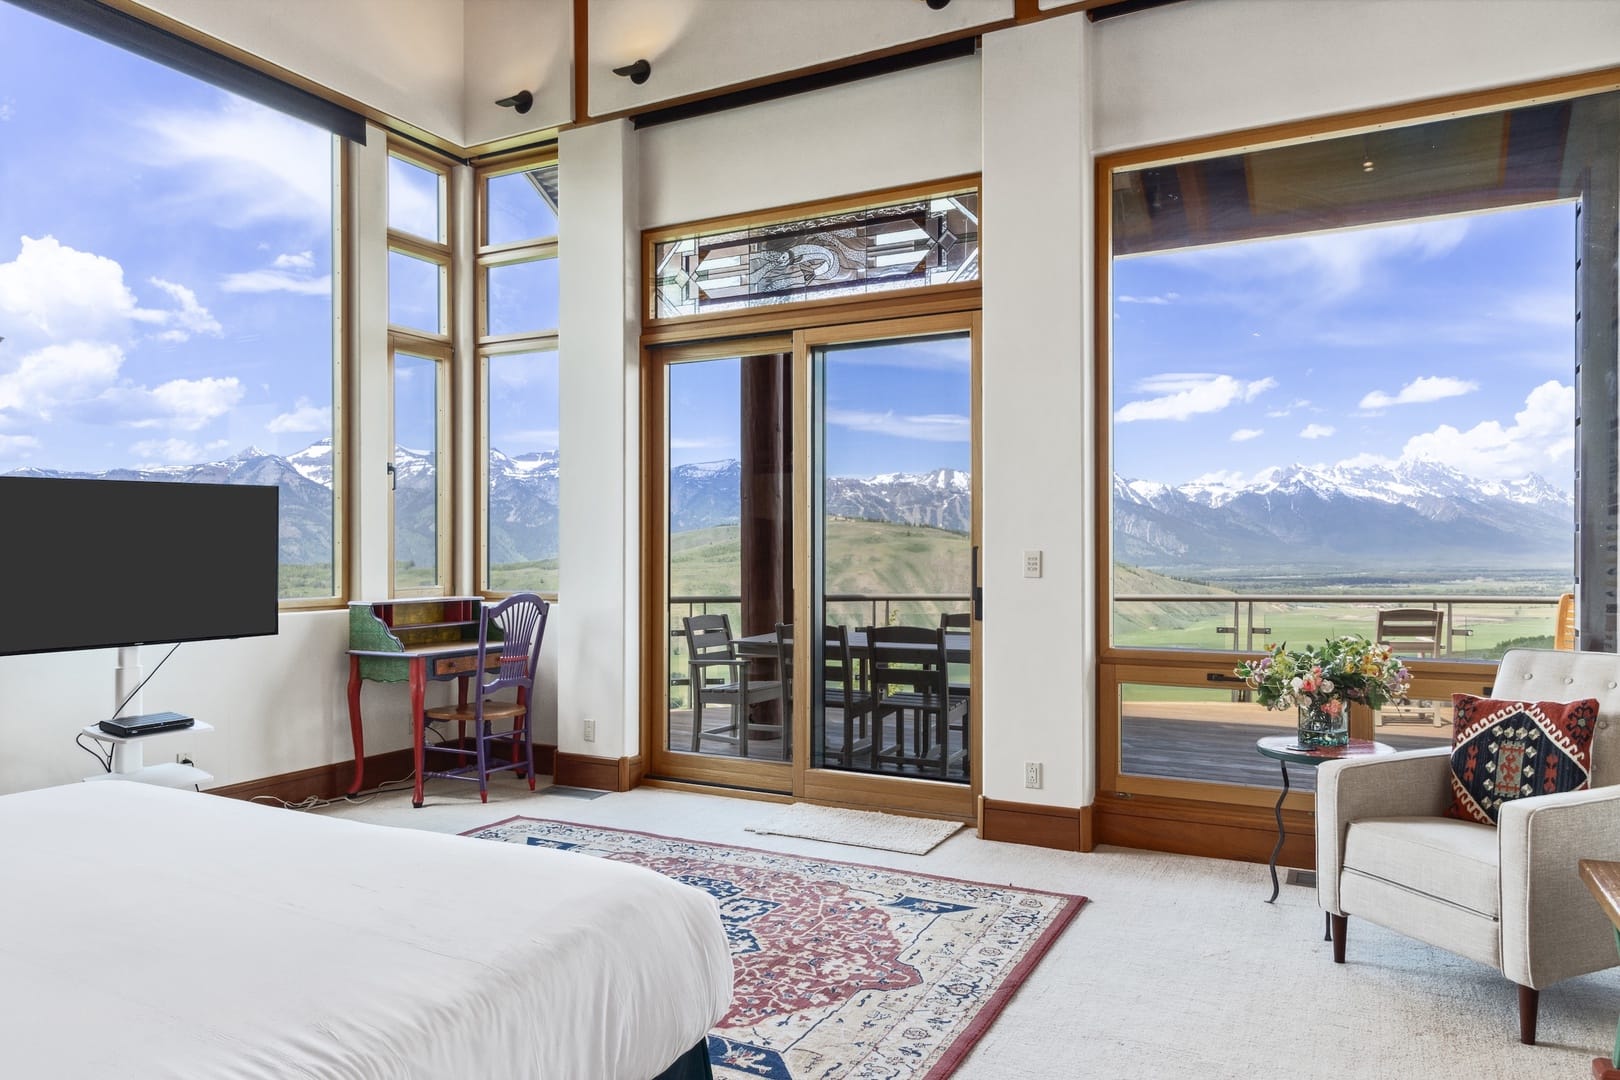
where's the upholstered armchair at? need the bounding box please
[1315,648,1620,1044]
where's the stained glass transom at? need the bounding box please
[652,191,979,319]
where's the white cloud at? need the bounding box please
[1115,373,1275,423]
[1400,380,1573,480]
[826,409,970,442]
[273,251,315,270]
[0,101,13,122]
[1230,428,1264,442]
[0,342,124,418]
[1266,398,1311,418]
[146,278,222,341]
[220,269,331,296]
[130,438,202,464]
[0,434,38,456]
[0,237,219,347]
[267,398,332,434]
[1300,423,1336,439]
[1118,292,1179,305]
[1164,216,1471,302]
[103,376,244,431]
[137,97,331,228]
[669,436,731,452]
[1359,375,1478,410]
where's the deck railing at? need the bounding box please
[666,590,1566,659]
[1112,591,1563,657]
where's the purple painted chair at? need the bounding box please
[419,593,549,806]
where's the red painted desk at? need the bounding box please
[346,598,510,807]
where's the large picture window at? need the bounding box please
[477,155,559,598]
[0,1,345,602]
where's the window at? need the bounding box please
[1096,85,1620,812]
[1104,94,1620,666]
[386,144,454,595]
[477,155,559,597]
[0,1,344,602]
[649,185,979,320]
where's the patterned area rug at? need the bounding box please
[464,817,1085,1080]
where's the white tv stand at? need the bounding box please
[80,720,214,790]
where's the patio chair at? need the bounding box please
[866,624,966,779]
[682,613,783,758]
[1316,647,1620,1044]
[1374,607,1446,727]
[775,622,876,768]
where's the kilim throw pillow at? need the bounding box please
[1445,694,1599,826]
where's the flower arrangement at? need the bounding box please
[1236,634,1412,746]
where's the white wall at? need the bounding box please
[463,0,573,145]
[980,16,1092,808]
[638,54,983,228]
[1091,0,1620,154]
[556,120,640,760]
[133,0,467,144]
[587,0,1009,119]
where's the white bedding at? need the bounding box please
[0,783,732,1079]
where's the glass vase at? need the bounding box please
[1297,701,1349,749]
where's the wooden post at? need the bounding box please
[739,352,792,738]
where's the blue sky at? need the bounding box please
[0,3,337,473]
[1112,203,1575,489]
[666,335,972,477]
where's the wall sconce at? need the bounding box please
[613,59,652,85]
[495,90,534,114]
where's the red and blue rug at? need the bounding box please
[464,817,1085,1079]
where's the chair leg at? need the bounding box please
[524,706,536,791]
[476,718,489,804]
[1517,984,1539,1045]
[1330,915,1347,964]
[690,695,703,752]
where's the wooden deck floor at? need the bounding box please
[666,707,970,782]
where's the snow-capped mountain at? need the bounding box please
[1114,458,1573,571]
[670,461,973,534]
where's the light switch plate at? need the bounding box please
[1023,550,1043,579]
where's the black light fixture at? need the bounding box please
[495,90,534,114]
[613,58,652,85]
[925,0,953,8]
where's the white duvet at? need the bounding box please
[0,782,732,1079]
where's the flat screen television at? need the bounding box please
[0,477,279,657]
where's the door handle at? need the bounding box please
[972,545,983,622]
[386,461,397,491]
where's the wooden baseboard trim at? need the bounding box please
[980,797,1092,851]
[1094,791,1315,867]
[208,742,560,805]
[555,751,641,792]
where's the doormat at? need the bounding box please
[464,817,1085,1080]
[746,802,964,855]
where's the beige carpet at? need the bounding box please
[320,782,1620,1079]
[745,802,965,854]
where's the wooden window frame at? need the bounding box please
[472,148,560,601]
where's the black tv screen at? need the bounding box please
[0,477,279,656]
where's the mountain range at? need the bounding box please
[1114,459,1572,572]
[4,442,1573,575]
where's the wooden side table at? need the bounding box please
[1255,736,1396,938]
[1578,859,1620,1080]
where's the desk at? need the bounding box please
[346,598,504,806]
[1255,736,1395,925]
[1579,858,1620,1080]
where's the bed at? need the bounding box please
[0,782,732,1079]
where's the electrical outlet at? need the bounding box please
[175,752,194,767]
[583,718,596,743]
[1023,550,1043,579]
[1024,761,1043,789]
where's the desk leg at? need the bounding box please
[1267,761,1290,904]
[346,656,365,796]
[410,659,427,808]
[1596,928,1620,1080]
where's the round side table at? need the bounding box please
[1255,735,1397,936]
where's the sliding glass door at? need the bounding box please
[646,316,980,817]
